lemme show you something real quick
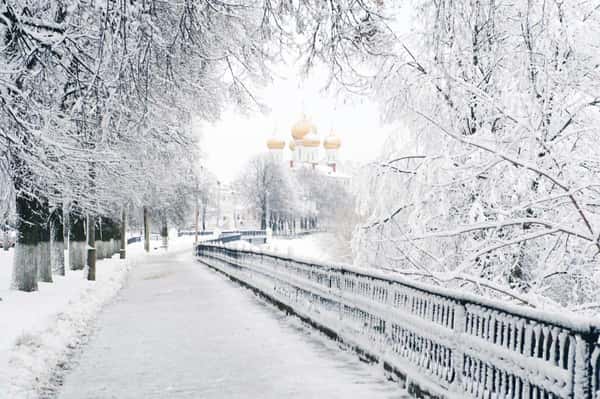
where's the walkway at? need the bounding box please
[56,246,407,398]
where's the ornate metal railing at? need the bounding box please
[220,229,266,238]
[202,230,267,245]
[126,236,142,244]
[177,230,267,243]
[177,230,213,237]
[196,244,600,399]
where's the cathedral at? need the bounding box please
[266,115,342,173]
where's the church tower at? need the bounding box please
[290,114,314,165]
[323,131,341,172]
[266,136,285,161]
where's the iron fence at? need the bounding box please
[196,244,600,399]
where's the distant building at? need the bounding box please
[209,182,257,230]
[266,114,343,175]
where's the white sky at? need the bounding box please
[196,66,391,183]
[194,3,415,183]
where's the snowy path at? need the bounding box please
[56,247,407,398]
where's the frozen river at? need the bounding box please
[56,247,408,398]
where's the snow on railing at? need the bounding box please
[195,244,600,399]
[202,230,267,245]
[220,229,266,237]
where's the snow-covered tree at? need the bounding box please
[236,154,299,230]
[353,1,600,312]
[0,0,389,290]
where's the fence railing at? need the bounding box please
[126,236,142,245]
[177,230,266,240]
[203,230,267,245]
[220,230,266,238]
[195,244,600,399]
[272,228,324,238]
[177,230,213,237]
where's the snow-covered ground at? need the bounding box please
[0,235,409,398]
[0,237,194,398]
[262,233,352,263]
[55,244,405,399]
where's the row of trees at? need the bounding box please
[0,1,213,290]
[0,1,386,291]
[352,1,600,312]
[235,154,355,238]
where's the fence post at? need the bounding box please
[573,333,594,399]
[450,301,466,394]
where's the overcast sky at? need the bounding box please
[196,65,392,183]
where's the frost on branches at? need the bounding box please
[0,0,387,290]
[353,2,600,314]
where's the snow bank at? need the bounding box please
[0,243,148,398]
[262,233,336,262]
[225,240,258,251]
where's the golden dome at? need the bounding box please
[302,132,321,147]
[291,115,315,140]
[323,132,341,150]
[266,137,285,150]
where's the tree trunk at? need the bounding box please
[120,208,127,259]
[50,206,65,276]
[2,223,8,251]
[160,213,168,250]
[37,201,52,283]
[38,230,52,282]
[194,201,199,244]
[260,202,267,230]
[102,218,113,259]
[12,192,41,292]
[95,218,104,261]
[69,212,87,270]
[85,215,96,280]
[143,206,150,252]
[111,214,119,256]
